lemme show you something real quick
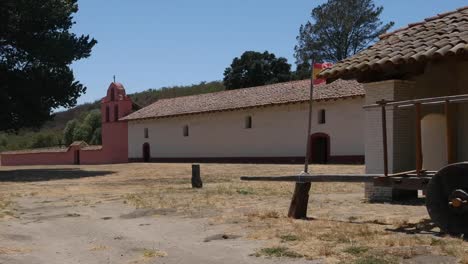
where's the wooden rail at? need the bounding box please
[364,94,468,109]
[241,174,379,183]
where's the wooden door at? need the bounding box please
[142,143,150,162]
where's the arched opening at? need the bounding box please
[110,88,115,101]
[142,143,151,162]
[422,113,447,170]
[309,133,330,164]
[105,106,110,122]
[114,104,119,122]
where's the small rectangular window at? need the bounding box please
[245,116,252,129]
[318,109,326,124]
[144,128,149,138]
[183,125,189,137]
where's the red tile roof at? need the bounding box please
[82,145,103,151]
[319,6,468,80]
[121,79,364,121]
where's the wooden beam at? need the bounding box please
[415,103,423,175]
[364,94,468,109]
[240,174,378,182]
[374,176,431,190]
[380,102,389,176]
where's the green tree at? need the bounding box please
[63,119,77,145]
[90,127,101,145]
[223,51,292,90]
[0,0,97,131]
[84,110,101,132]
[30,132,59,148]
[294,0,394,73]
[72,123,92,142]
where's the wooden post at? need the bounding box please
[191,164,202,188]
[288,181,311,219]
[380,101,389,176]
[288,60,315,219]
[415,103,423,175]
[445,100,455,164]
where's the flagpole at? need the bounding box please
[288,60,315,219]
[303,59,315,174]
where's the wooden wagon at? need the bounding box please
[241,93,468,236]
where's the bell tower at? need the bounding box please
[100,82,133,163]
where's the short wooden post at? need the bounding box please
[288,182,311,219]
[191,164,202,188]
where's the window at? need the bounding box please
[245,116,252,129]
[144,128,149,138]
[105,106,110,122]
[318,109,326,124]
[183,125,189,137]
[114,105,119,121]
[110,88,115,101]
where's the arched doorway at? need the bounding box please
[142,143,151,162]
[310,133,330,164]
[422,113,447,170]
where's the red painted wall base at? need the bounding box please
[128,155,364,165]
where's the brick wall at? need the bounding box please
[364,80,417,201]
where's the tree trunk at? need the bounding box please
[288,182,311,219]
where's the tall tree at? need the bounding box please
[223,51,292,90]
[294,0,394,75]
[0,0,97,131]
[63,119,77,145]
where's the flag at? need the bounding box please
[312,63,333,85]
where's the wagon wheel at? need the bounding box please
[426,162,468,236]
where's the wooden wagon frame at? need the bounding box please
[241,86,468,235]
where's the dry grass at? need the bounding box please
[142,248,167,258]
[0,195,15,219]
[1,163,467,263]
[0,247,31,255]
[89,245,108,251]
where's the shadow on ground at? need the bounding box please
[385,218,440,235]
[0,169,114,182]
[368,197,426,206]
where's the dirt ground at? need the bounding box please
[0,163,466,264]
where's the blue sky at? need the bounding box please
[70,0,467,105]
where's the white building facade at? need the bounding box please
[123,79,366,163]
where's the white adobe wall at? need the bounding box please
[127,98,365,159]
[412,60,468,163]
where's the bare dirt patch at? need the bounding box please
[0,163,467,264]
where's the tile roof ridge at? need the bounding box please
[150,80,310,103]
[379,5,468,40]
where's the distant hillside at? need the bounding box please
[0,81,225,152]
